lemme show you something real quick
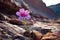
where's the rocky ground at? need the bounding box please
[0,0,60,40]
[0,12,60,40]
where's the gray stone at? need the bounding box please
[29,27,51,34]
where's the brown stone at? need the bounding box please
[8,18,23,25]
[23,30,32,37]
[0,0,19,15]
[32,30,43,40]
[41,32,60,40]
[8,18,33,25]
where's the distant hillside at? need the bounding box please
[48,3,60,18]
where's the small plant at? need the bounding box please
[16,8,31,20]
[16,8,31,30]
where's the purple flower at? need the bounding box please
[16,8,31,20]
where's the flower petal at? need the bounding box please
[25,10,30,15]
[18,16,24,20]
[25,15,31,20]
[16,11,20,16]
[19,8,25,13]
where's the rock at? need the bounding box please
[0,0,19,15]
[0,13,11,21]
[8,18,33,25]
[0,21,26,36]
[31,30,43,40]
[0,29,31,40]
[29,27,51,34]
[23,30,32,37]
[8,18,23,25]
[23,30,44,40]
[11,0,23,7]
[0,21,33,40]
[41,32,60,40]
[0,13,5,21]
[51,26,60,34]
[12,36,32,40]
[32,21,60,34]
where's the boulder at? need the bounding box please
[41,32,60,40]
[31,30,43,40]
[0,0,19,15]
[23,30,43,40]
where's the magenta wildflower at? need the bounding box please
[16,8,31,20]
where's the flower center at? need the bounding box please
[21,12,27,17]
